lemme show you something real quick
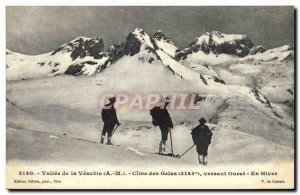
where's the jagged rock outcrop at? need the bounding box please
[51,37,104,60]
[175,31,255,61]
[106,43,125,63]
[250,45,266,55]
[124,32,142,56]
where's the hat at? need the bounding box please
[199,117,206,124]
[161,97,170,103]
[109,97,116,103]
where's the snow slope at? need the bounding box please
[7,100,293,166]
[213,46,294,125]
[6,48,111,80]
[243,45,294,62]
[6,51,294,153]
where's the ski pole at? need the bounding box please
[112,123,121,135]
[178,127,216,159]
[178,144,195,159]
[169,128,174,155]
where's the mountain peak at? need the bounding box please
[124,28,158,57]
[70,36,91,42]
[152,30,179,58]
[51,37,104,60]
[131,28,147,36]
[176,31,254,61]
[153,30,169,41]
[192,31,249,46]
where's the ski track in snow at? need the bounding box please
[126,147,146,156]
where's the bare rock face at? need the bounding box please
[124,32,142,56]
[51,37,104,60]
[64,59,110,76]
[152,31,171,43]
[105,29,154,63]
[250,45,266,55]
[64,63,86,76]
[123,28,161,61]
[107,43,125,63]
[175,49,193,61]
[86,38,105,59]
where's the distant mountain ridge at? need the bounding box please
[175,31,255,61]
[6,28,294,80]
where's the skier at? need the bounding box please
[100,97,120,145]
[157,97,173,154]
[191,117,213,165]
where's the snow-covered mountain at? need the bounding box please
[6,29,294,81]
[7,28,225,86]
[5,29,173,80]
[175,31,254,64]
[6,37,111,80]
[175,31,293,66]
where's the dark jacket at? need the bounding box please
[191,124,212,146]
[101,104,119,125]
[158,108,173,129]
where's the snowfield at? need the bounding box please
[7,100,293,166]
[6,28,294,168]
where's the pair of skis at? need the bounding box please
[157,129,180,158]
[69,123,121,145]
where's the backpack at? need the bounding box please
[206,130,213,144]
[191,125,213,145]
[101,108,108,122]
[150,106,161,126]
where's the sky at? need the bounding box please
[6,6,294,55]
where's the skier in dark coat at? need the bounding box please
[191,118,212,165]
[101,97,120,145]
[158,97,173,154]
